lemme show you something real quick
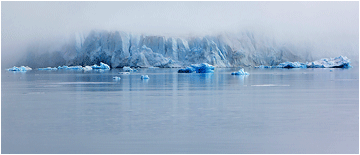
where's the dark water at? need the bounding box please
[2,67,359,153]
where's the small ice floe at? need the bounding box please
[91,62,110,70]
[38,67,58,70]
[58,65,84,70]
[113,76,121,80]
[178,63,215,73]
[7,66,32,71]
[141,75,149,79]
[255,65,272,68]
[231,68,249,75]
[123,66,137,72]
[119,72,130,75]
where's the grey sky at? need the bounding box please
[1,1,359,66]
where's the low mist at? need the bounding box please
[2,1,358,68]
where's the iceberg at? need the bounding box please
[277,62,307,68]
[231,68,249,75]
[123,66,137,72]
[178,63,215,73]
[113,76,121,80]
[7,66,32,71]
[178,67,196,73]
[38,67,58,70]
[57,65,84,70]
[83,66,93,71]
[141,75,149,79]
[91,62,110,70]
[306,56,351,68]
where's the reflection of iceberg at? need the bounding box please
[91,62,110,70]
[178,63,215,73]
[38,67,58,70]
[7,66,32,71]
[231,68,249,75]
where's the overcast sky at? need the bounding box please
[2,1,359,66]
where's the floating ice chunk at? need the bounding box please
[191,63,215,73]
[231,68,249,75]
[178,66,196,73]
[83,66,93,71]
[141,75,149,79]
[7,66,32,71]
[57,65,84,70]
[178,63,215,73]
[307,56,351,68]
[123,66,137,72]
[92,62,110,70]
[119,72,130,75]
[277,62,307,68]
[38,67,57,70]
[113,76,121,80]
[255,65,273,68]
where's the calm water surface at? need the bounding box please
[2,67,359,153]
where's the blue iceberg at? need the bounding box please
[231,68,249,75]
[113,76,121,80]
[91,62,110,70]
[141,75,149,79]
[38,67,58,70]
[178,66,196,73]
[7,66,32,71]
[178,63,215,73]
[277,62,307,68]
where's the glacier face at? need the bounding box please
[19,30,318,68]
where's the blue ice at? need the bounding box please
[91,62,110,70]
[178,63,215,73]
[141,75,149,79]
[231,68,249,75]
[7,66,32,71]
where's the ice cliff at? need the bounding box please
[18,30,321,68]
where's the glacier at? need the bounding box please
[15,30,356,69]
[17,30,317,69]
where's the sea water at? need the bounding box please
[2,67,359,153]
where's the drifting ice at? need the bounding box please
[38,67,58,70]
[178,63,215,73]
[123,66,137,72]
[141,75,149,79]
[277,62,307,68]
[307,56,351,68]
[113,76,121,80]
[231,68,249,75]
[7,66,32,71]
[91,62,110,70]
